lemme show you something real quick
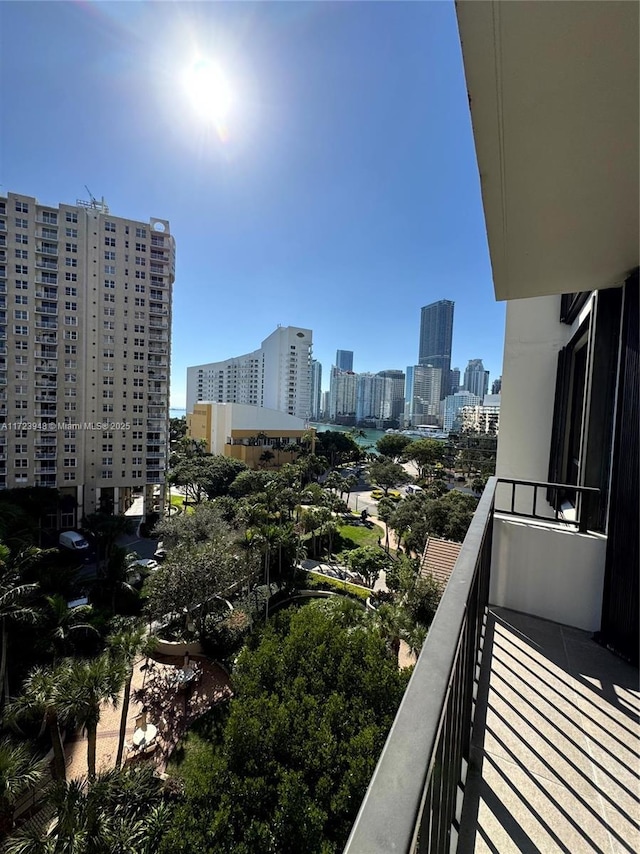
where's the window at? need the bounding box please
[64,373,76,383]
[135,284,145,293]
[65,212,78,223]
[63,473,75,482]
[103,376,114,385]
[15,217,28,228]
[102,457,113,466]
[104,293,115,303]
[104,221,116,233]
[15,201,29,213]
[103,390,114,399]
[101,470,113,479]
[135,256,146,266]
[63,458,77,467]
[103,321,115,330]
[65,344,77,354]
[65,227,78,238]
[104,307,115,317]
[15,295,28,304]
[64,316,78,326]
[15,356,28,365]
[65,287,77,296]
[14,310,28,320]
[65,257,77,267]
[15,459,28,468]
[135,270,146,279]
[42,211,57,224]
[105,236,116,246]
[105,265,116,275]
[104,251,116,261]
[64,330,78,340]
[15,233,28,245]
[64,402,76,412]
[15,401,28,410]
[64,359,77,368]
[15,280,28,290]
[15,340,28,350]
[13,325,28,335]
[15,249,28,259]
[134,297,145,306]
[14,444,27,454]
[104,279,115,289]
[135,243,146,252]
[102,404,114,413]
[65,272,78,282]
[64,301,77,311]
[135,227,146,238]
[65,242,77,253]
[15,265,28,274]
[134,324,145,333]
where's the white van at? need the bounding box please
[59,531,90,551]
[405,485,423,495]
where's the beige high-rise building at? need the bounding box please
[0,191,174,524]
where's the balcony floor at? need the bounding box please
[459,608,639,853]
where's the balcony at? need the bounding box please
[148,344,168,355]
[35,451,57,460]
[36,475,57,487]
[35,320,58,330]
[35,259,58,271]
[35,334,57,345]
[345,478,639,854]
[36,245,58,256]
[35,364,58,374]
[35,290,58,300]
[35,436,57,447]
[35,305,58,315]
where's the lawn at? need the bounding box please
[337,523,383,549]
[170,493,195,515]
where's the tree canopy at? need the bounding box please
[368,459,410,495]
[375,433,412,462]
[161,603,409,854]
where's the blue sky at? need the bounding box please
[1,0,504,408]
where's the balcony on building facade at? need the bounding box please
[35,475,57,488]
[34,435,57,447]
[148,343,168,355]
[35,364,58,374]
[345,477,638,854]
[35,244,58,256]
[35,260,58,271]
[36,230,58,242]
[35,320,58,330]
[34,380,57,389]
[35,451,57,460]
[35,289,58,300]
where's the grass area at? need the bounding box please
[305,571,370,601]
[170,493,195,515]
[337,524,382,549]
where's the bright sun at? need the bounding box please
[183,57,233,129]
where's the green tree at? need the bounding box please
[43,594,99,658]
[160,605,408,854]
[376,497,395,552]
[153,501,229,549]
[81,514,135,575]
[405,438,446,481]
[0,738,47,835]
[0,544,40,707]
[314,431,360,468]
[60,653,125,779]
[6,662,71,781]
[375,433,412,462]
[259,449,275,468]
[346,546,392,588]
[368,459,410,495]
[107,621,148,769]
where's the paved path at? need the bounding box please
[64,653,232,780]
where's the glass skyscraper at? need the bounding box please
[418,299,454,398]
[335,349,354,372]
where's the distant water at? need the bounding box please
[309,422,384,450]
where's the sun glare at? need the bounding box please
[183,57,233,135]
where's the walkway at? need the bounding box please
[64,654,232,779]
[459,607,640,853]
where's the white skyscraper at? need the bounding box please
[186,326,313,421]
[0,191,174,521]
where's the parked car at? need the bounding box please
[405,485,423,495]
[130,558,159,572]
[153,541,167,560]
[59,531,90,552]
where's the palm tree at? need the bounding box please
[44,595,99,659]
[106,623,147,769]
[6,663,71,781]
[259,449,275,468]
[81,514,135,576]
[60,654,125,779]
[0,738,48,836]
[0,543,40,707]
[377,498,395,553]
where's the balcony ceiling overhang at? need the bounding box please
[456,0,639,301]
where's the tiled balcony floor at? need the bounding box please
[459,608,640,853]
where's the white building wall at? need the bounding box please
[187,326,312,421]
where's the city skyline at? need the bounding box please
[1,1,505,409]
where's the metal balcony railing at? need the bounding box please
[344,477,601,854]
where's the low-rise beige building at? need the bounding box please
[187,402,314,469]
